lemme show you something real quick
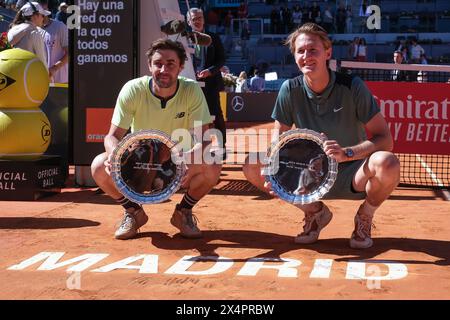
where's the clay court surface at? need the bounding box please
[1,122,449,300]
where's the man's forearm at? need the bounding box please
[183,140,212,164]
[104,135,120,155]
[349,134,393,160]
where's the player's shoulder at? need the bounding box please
[121,76,149,93]
[334,71,355,90]
[50,19,67,30]
[283,75,303,91]
[334,71,369,94]
[124,75,147,86]
[178,76,201,91]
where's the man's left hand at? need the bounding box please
[323,140,347,163]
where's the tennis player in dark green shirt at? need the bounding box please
[243,23,400,249]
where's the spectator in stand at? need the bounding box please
[359,0,369,33]
[6,0,17,10]
[55,2,67,25]
[348,37,360,61]
[38,0,68,83]
[235,71,249,93]
[292,5,303,29]
[323,5,334,33]
[278,7,285,34]
[206,9,219,33]
[395,39,407,54]
[47,0,59,16]
[237,1,248,20]
[356,37,367,62]
[336,3,347,33]
[282,6,293,34]
[249,69,265,92]
[391,50,410,82]
[223,10,234,54]
[270,7,279,34]
[7,1,49,69]
[224,10,234,35]
[240,20,250,59]
[302,4,311,23]
[187,7,227,160]
[309,2,321,26]
[346,5,353,33]
[401,46,409,63]
[237,0,248,30]
[419,53,428,65]
[220,65,230,76]
[410,38,425,64]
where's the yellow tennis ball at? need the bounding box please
[0,48,49,109]
[0,108,51,159]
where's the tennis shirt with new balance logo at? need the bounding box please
[112,76,211,151]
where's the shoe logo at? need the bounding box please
[174,112,185,119]
[232,95,244,112]
[333,106,343,113]
[0,72,16,92]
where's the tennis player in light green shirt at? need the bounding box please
[91,39,222,241]
[112,75,211,151]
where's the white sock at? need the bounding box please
[359,200,379,217]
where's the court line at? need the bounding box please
[415,154,450,201]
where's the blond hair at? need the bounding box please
[285,23,332,54]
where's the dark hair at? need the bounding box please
[285,22,332,54]
[394,50,402,55]
[146,39,187,65]
[10,11,28,28]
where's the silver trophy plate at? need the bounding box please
[111,130,187,204]
[264,129,338,204]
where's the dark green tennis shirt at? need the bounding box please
[272,70,380,148]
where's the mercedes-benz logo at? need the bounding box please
[231,95,244,112]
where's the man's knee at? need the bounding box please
[370,151,400,180]
[91,153,108,182]
[199,163,222,185]
[208,163,222,181]
[243,154,261,180]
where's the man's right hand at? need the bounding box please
[104,153,113,176]
[263,180,277,197]
[261,168,278,197]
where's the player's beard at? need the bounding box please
[153,74,175,89]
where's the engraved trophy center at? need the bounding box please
[265,129,338,204]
